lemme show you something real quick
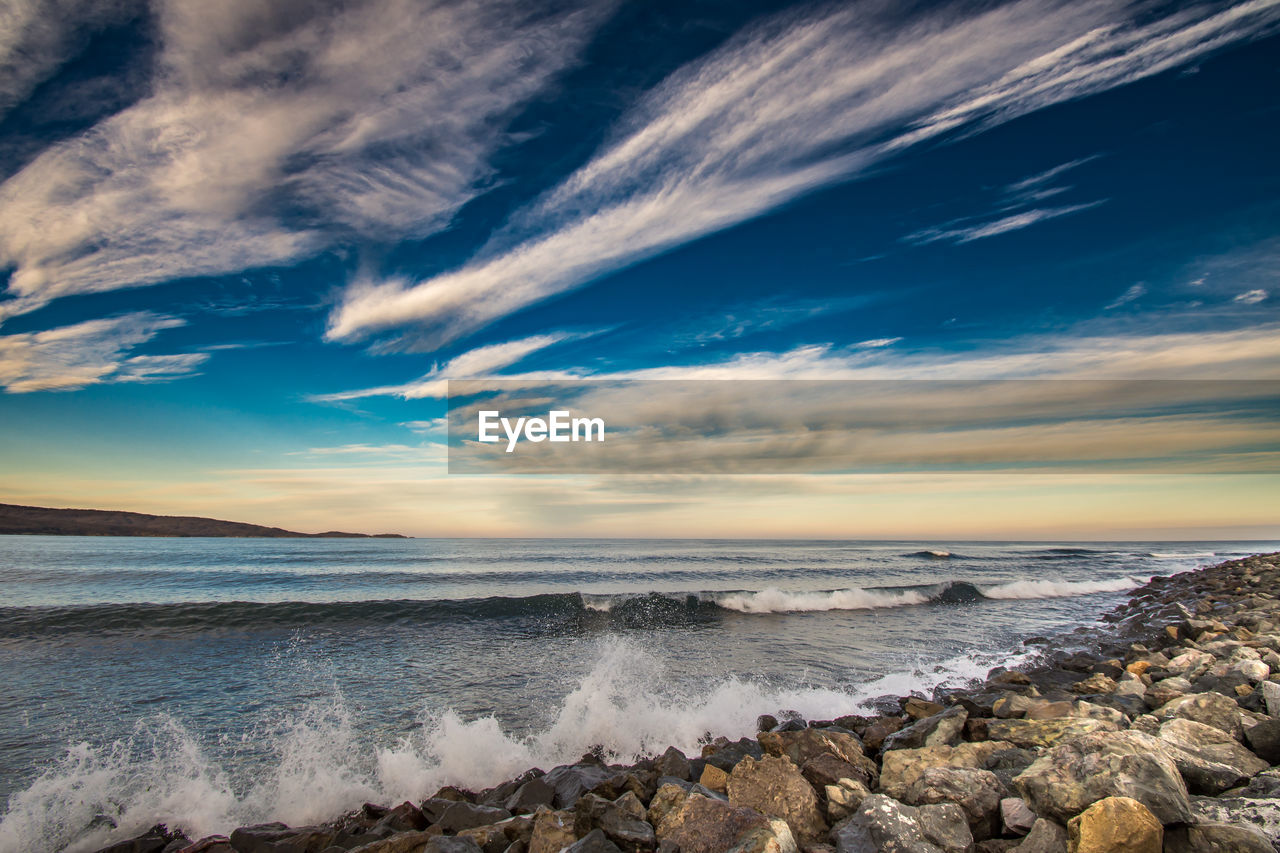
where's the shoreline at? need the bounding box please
[89,552,1280,852]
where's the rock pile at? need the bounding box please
[96,552,1280,853]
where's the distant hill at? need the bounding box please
[0,503,408,538]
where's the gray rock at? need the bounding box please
[1011,819,1067,853]
[425,839,486,853]
[506,777,557,814]
[1258,680,1280,717]
[574,792,656,852]
[1189,796,1280,846]
[1012,731,1192,825]
[1153,693,1245,740]
[436,802,513,834]
[227,822,335,853]
[655,748,691,782]
[999,798,1036,837]
[563,829,624,853]
[545,764,615,808]
[917,803,974,853]
[882,708,969,753]
[831,794,943,853]
[904,767,1004,840]
[1244,718,1280,763]
[1158,717,1269,795]
[1163,822,1272,853]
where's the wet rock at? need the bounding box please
[1157,718,1268,794]
[830,794,944,853]
[1012,731,1192,826]
[505,778,557,815]
[1188,797,1280,846]
[801,753,872,791]
[983,718,1116,750]
[654,792,772,853]
[1012,820,1067,853]
[370,802,429,834]
[425,838,485,853]
[999,799,1036,837]
[824,778,871,823]
[564,829,623,853]
[882,708,968,753]
[344,831,437,853]
[227,822,335,853]
[1163,823,1273,853]
[437,803,513,834]
[759,729,877,789]
[1243,718,1280,763]
[1065,797,1161,853]
[726,755,827,843]
[702,738,766,773]
[904,767,1004,840]
[177,837,233,853]
[905,699,947,720]
[880,742,1014,801]
[574,792,656,852]
[1152,693,1245,740]
[993,695,1035,719]
[95,825,190,853]
[655,748,691,782]
[458,822,512,853]
[861,717,905,752]
[544,764,616,809]
[527,808,579,853]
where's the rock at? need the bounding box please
[1188,796,1280,846]
[1231,659,1270,683]
[528,808,579,853]
[1023,703,1071,722]
[458,823,510,853]
[1012,731,1192,826]
[880,743,1013,801]
[727,755,827,843]
[425,839,485,853]
[564,829,623,853]
[983,718,1116,749]
[999,798,1036,837]
[759,729,877,789]
[94,825,190,853]
[544,764,615,809]
[346,831,437,853]
[655,748,692,782]
[176,837,233,853]
[1258,680,1280,716]
[1157,718,1268,794]
[1165,651,1215,678]
[227,823,335,853]
[882,708,968,752]
[758,715,780,732]
[801,753,871,790]
[830,794,943,853]
[654,792,773,853]
[982,749,1037,791]
[906,699,947,720]
[436,803,513,834]
[862,717,905,751]
[1065,797,1161,853]
[993,695,1035,719]
[905,767,1004,840]
[1153,693,1245,740]
[574,793,656,852]
[699,763,729,793]
[1013,819,1067,853]
[1244,718,1280,763]
[825,778,871,823]
[1069,674,1117,695]
[506,778,557,814]
[1163,823,1273,853]
[917,804,974,853]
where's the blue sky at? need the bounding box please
[0,0,1278,537]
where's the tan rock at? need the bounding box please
[527,808,578,853]
[727,754,827,843]
[700,763,729,793]
[1126,660,1152,676]
[879,741,1014,800]
[985,718,1116,749]
[1066,797,1161,853]
[656,792,772,853]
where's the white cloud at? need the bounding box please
[328,0,1280,347]
[0,311,207,393]
[907,201,1104,245]
[1235,289,1268,304]
[1105,282,1147,309]
[0,0,608,322]
[310,331,579,402]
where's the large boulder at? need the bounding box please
[904,767,1004,840]
[1157,718,1268,795]
[831,794,957,853]
[1188,796,1280,846]
[574,792,656,852]
[227,823,335,853]
[727,755,827,843]
[528,807,580,853]
[1244,718,1280,763]
[1152,693,1245,740]
[544,764,616,809]
[654,791,774,853]
[1163,822,1273,853]
[999,798,1037,837]
[654,747,692,781]
[984,719,1116,750]
[917,804,973,853]
[1013,819,1067,853]
[882,708,969,752]
[435,802,512,833]
[1065,797,1161,853]
[92,825,190,853]
[759,729,877,789]
[880,742,1013,801]
[1012,731,1192,826]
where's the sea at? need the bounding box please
[0,536,1274,852]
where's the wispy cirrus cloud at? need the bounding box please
[0,0,609,323]
[327,0,1280,349]
[0,312,207,393]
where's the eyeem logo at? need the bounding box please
[478,410,605,453]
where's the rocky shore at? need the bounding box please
[97,552,1280,853]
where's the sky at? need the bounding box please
[0,0,1278,538]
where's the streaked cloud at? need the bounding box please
[0,0,609,322]
[907,201,1104,246]
[1105,283,1147,309]
[0,311,207,393]
[328,0,1280,348]
[1235,289,1269,304]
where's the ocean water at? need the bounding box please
[0,537,1273,852]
